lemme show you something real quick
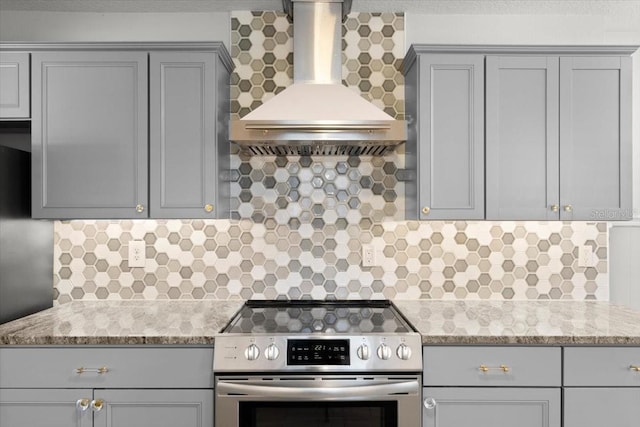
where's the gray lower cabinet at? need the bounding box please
[149,51,229,219]
[404,51,485,220]
[563,347,640,427]
[423,387,561,427]
[0,388,93,427]
[0,346,215,427]
[31,51,149,219]
[94,389,213,427]
[564,388,640,427]
[0,388,213,427]
[486,53,632,221]
[0,52,30,118]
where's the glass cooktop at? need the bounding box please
[221,300,415,334]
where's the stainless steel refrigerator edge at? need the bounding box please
[0,135,52,324]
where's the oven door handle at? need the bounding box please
[217,380,419,399]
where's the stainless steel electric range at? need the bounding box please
[214,300,422,427]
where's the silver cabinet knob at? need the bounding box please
[135,204,145,213]
[204,204,214,213]
[422,206,431,215]
[424,397,437,410]
[357,344,370,360]
[564,204,573,212]
[550,204,559,212]
[76,398,90,412]
[377,343,391,360]
[245,344,260,361]
[396,343,412,360]
[265,344,280,361]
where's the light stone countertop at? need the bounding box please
[1,300,639,346]
[394,300,640,345]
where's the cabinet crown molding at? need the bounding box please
[0,41,234,72]
[403,44,640,74]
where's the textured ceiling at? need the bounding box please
[1,0,639,14]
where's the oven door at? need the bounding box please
[215,374,421,427]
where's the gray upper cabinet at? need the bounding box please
[31,51,149,219]
[486,56,560,220]
[0,52,30,119]
[560,56,632,221]
[150,51,229,219]
[486,50,633,221]
[404,50,485,220]
[25,43,232,219]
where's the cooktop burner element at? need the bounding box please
[214,300,422,373]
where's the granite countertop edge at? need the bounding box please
[1,300,639,347]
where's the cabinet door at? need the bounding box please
[486,56,560,220]
[559,56,632,220]
[414,54,485,220]
[0,52,30,118]
[423,387,560,427]
[0,388,93,427]
[92,389,213,427]
[150,52,218,218]
[31,51,148,219]
[564,388,640,427]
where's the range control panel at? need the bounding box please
[213,334,422,372]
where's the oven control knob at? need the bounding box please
[396,343,412,360]
[357,344,370,360]
[377,343,392,360]
[265,344,280,360]
[244,344,260,361]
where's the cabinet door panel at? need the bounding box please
[31,51,148,218]
[423,387,560,427]
[150,52,217,218]
[486,56,559,220]
[560,56,632,220]
[564,388,640,427]
[416,54,484,219]
[93,389,213,427]
[0,388,92,427]
[0,52,30,118]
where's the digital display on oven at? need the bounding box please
[287,339,350,365]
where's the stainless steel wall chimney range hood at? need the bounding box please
[230,0,406,156]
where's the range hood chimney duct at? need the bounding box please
[230,0,406,156]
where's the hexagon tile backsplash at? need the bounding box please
[53,12,608,303]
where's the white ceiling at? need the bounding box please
[0,0,639,14]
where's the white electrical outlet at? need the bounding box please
[578,245,595,267]
[362,245,376,267]
[128,240,146,268]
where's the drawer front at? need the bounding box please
[423,346,561,386]
[0,347,213,389]
[564,347,640,386]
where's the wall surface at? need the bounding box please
[53,12,607,303]
[1,3,636,304]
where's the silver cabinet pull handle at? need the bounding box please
[630,365,640,372]
[479,364,510,373]
[424,397,437,410]
[76,366,108,374]
[91,399,104,412]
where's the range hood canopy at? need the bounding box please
[230,0,406,156]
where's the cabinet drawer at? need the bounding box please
[564,347,640,386]
[0,52,30,118]
[423,346,561,386]
[0,347,213,389]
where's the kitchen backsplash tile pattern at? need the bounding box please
[53,220,608,303]
[52,11,609,303]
